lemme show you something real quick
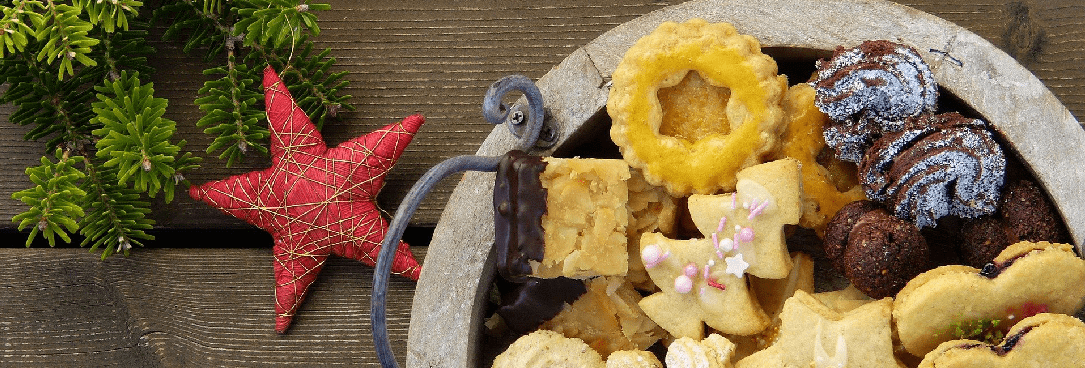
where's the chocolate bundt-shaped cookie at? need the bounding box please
[860,112,1006,229]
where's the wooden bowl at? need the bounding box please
[407,0,1085,366]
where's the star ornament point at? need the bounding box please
[189,66,423,333]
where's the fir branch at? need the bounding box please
[252,37,351,130]
[11,148,86,247]
[0,0,44,56]
[233,0,328,52]
[75,0,142,33]
[196,57,267,166]
[34,0,99,79]
[91,71,198,202]
[0,51,99,149]
[78,158,153,259]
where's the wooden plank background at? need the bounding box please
[0,0,1082,367]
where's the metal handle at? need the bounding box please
[371,75,549,368]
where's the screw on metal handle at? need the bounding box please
[371,75,550,368]
[481,74,554,150]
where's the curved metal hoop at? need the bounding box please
[371,75,551,368]
[481,74,551,150]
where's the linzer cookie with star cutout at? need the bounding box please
[189,67,423,333]
[494,150,632,281]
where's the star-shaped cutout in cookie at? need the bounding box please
[735,290,905,368]
[189,66,423,333]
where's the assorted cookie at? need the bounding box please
[736,290,904,368]
[893,241,1085,356]
[918,313,1085,368]
[486,20,1081,368]
[494,151,631,280]
[608,18,788,196]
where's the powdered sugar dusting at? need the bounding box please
[859,113,1005,228]
[812,40,939,163]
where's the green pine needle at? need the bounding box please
[11,148,86,247]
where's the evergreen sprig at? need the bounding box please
[234,0,328,51]
[78,161,154,259]
[11,148,87,247]
[196,57,268,166]
[10,0,349,259]
[91,71,194,202]
[75,0,142,33]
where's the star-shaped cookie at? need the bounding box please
[189,66,423,333]
[735,290,906,368]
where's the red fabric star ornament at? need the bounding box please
[189,66,423,333]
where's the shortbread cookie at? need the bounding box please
[494,151,631,280]
[918,313,1085,368]
[606,350,663,368]
[750,252,815,320]
[813,284,874,314]
[736,290,905,368]
[541,277,664,358]
[492,330,605,368]
[637,159,802,339]
[893,241,1085,356]
[686,158,804,279]
[667,334,737,368]
[638,232,768,339]
[608,19,788,196]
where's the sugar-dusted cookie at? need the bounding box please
[492,329,605,368]
[541,277,664,358]
[918,313,1085,368]
[687,158,804,279]
[894,241,1085,357]
[667,334,737,368]
[736,290,905,368]
[606,350,663,368]
[494,151,631,280]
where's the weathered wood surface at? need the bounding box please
[0,0,1083,229]
[0,246,425,367]
[0,1,1083,367]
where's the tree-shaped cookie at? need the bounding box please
[638,159,802,339]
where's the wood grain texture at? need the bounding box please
[0,1,1082,367]
[0,247,424,367]
[3,0,1079,231]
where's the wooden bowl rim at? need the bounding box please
[407,1,1085,366]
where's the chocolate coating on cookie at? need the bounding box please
[812,40,938,162]
[860,113,1006,229]
[842,208,930,298]
[495,277,587,334]
[494,150,548,282]
[824,200,882,272]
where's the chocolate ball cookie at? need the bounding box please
[843,208,930,298]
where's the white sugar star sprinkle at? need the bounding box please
[724,254,749,278]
